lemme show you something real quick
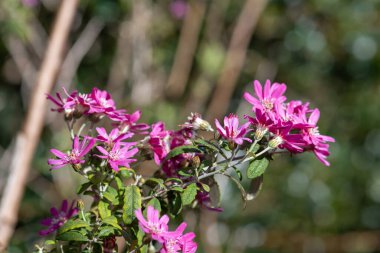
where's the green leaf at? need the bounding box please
[136,228,145,246]
[247,157,269,179]
[178,170,192,177]
[171,186,184,192]
[247,175,264,201]
[77,181,92,194]
[200,183,210,192]
[168,192,182,215]
[223,173,248,208]
[44,240,56,246]
[98,226,116,237]
[209,181,221,208]
[146,198,161,213]
[193,139,220,152]
[140,245,148,253]
[57,220,90,235]
[103,186,120,205]
[56,231,88,241]
[102,216,122,230]
[114,176,124,191]
[166,178,183,185]
[98,201,111,219]
[165,145,201,161]
[123,185,142,224]
[181,183,198,206]
[145,178,165,188]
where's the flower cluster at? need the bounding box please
[244,80,335,165]
[149,113,212,177]
[47,87,148,133]
[40,81,334,252]
[47,88,147,172]
[135,206,197,253]
[39,200,78,236]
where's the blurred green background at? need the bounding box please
[0,0,380,252]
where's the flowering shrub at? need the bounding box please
[36,80,334,252]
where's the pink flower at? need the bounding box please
[161,223,197,253]
[46,88,78,115]
[96,142,138,172]
[215,114,251,145]
[181,113,214,132]
[245,109,273,140]
[149,122,172,165]
[301,109,335,166]
[244,80,287,119]
[39,200,78,236]
[111,110,150,134]
[96,127,133,147]
[88,88,116,114]
[48,136,95,170]
[135,206,169,243]
[268,122,305,153]
[179,232,198,253]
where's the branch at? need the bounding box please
[3,36,37,89]
[206,0,268,121]
[0,0,79,250]
[165,0,206,99]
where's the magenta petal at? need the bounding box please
[50,149,67,159]
[253,80,263,100]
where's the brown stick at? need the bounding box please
[165,0,206,99]
[0,0,79,250]
[206,0,267,121]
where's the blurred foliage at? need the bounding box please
[0,0,380,252]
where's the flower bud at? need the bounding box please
[184,113,214,132]
[192,156,201,168]
[268,136,283,148]
[254,126,268,141]
[77,199,85,211]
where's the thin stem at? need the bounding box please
[77,122,87,137]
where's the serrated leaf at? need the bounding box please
[56,231,88,241]
[181,183,197,206]
[247,175,264,201]
[165,145,201,161]
[98,226,116,237]
[98,201,111,219]
[146,198,161,214]
[57,220,90,235]
[123,185,142,224]
[247,157,269,179]
[102,216,122,230]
